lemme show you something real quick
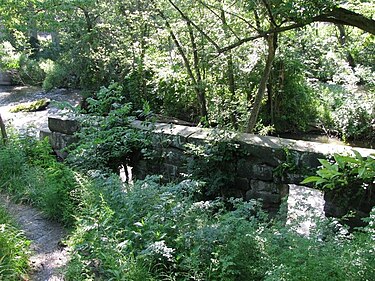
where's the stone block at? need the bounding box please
[282,173,306,184]
[234,177,250,191]
[50,132,78,151]
[225,188,245,199]
[246,180,289,211]
[238,160,273,181]
[164,147,186,166]
[39,128,52,141]
[163,163,178,177]
[246,190,282,205]
[300,152,323,169]
[48,116,79,135]
[133,160,149,180]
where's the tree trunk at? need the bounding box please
[336,24,356,68]
[315,8,375,36]
[221,8,237,128]
[187,22,208,120]
[159,10,208,120]
[246,33,277,133]
[0,114,7,145]
[267,82,274,125]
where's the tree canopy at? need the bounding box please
[1,0,374,139]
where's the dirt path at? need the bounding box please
[0,194,69,281]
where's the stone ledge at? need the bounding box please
[48,116,79,135]
[131,121,375,159]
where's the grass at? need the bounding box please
[0,205,30,280]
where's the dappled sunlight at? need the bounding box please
[287,184,325,235]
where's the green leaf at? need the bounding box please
[352,150,363,161]
[301,176,322,184]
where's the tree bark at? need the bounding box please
[246,33,277,133]
[315,8,375,35]
[0,114,7,145]
[336,24,356,68]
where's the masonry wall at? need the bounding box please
[130,121,374,213]
[41,117,375,215]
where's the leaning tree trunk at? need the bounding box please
[246,33,277,133]
[0,114,7,144]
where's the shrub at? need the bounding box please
[185,130,248,197]
[42,63,72,91]
[67,82,151,173]
[14,54,46,86]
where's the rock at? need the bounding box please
[10,98,50,113]
[237,160,273,181]
[48,116,79,135]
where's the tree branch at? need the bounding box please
[314,7,375,35]
[167,0,221,50]
[219,7,375,53]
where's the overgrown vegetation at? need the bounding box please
[0,134,80,226]
[302,151,375,226]
[302,151,375,191]
[0,205,30,280]
[0,0,374,279]
[66,82,151,173]
[185,131,248,197]
[0,130,374,280]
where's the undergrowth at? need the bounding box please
[0,205,30,280]
[0,129,373,280]
[0,134,80,226]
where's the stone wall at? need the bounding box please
[0,71,12,85]
[40,117,375,217]
[131,121,374,214]
[40,116,79,159]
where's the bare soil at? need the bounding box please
[0,194,69,281]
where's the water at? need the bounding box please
[0,86,81,136]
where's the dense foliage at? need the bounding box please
[0,0,374,278]
[0,0,374,140]
[0,133,374,280]
[302,151,375,190]
[0,134,79,226]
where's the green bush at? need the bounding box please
[42,63,72,91]
[67,83,150,173]
[314,83,375,141]
[65,172,375,281]
[14,54,46,86]
[0,206,30,280]
[302,151,375,190]
[263,58,318,133]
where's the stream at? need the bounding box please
[0,85,81,137]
